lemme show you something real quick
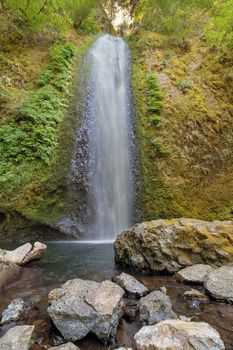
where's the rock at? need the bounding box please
[114,219,233,273]
[159,286,167,294]
[48,278,125,342]
[139,291,177,325]
[0,242,47,266]
[123,301,139,321]
[204,265,233,302]
[50,343,80,350]
[114,272,149,297]
[0,325,34,350]
[176,264,214,284]
[115,348,132,350]
[1,298,39,325]
[134,320,225,350]
[0,263,22,289]
[183,289,208,301]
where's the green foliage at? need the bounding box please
[177,78,194,91]
[134,0,213,38]
[150,137,169,157]
[147,74,163,113]
[67,0,100,29]
[205,0,233,48]
[0,43,76,196]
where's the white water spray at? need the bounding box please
[85,34,134,240]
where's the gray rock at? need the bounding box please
[176,264,214,284]
[0,242,47,266]
[0,325,34,350]
[1,298,38,325]
[0,263,22,289]
[48,278,125,342]
[114,219,233,273]
[50,343,80,350]
[115,348,133,350]
[139,291,177,325]
[114,272,149,297]
[204,265,233,302]
[134,320,225,350]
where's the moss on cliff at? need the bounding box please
[129,30,233,220]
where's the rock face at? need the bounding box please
[48,278,125,342]
[0,325,34,350]
[0,263,22,289]
[50,343,80,350]
[134,320,225,350]
[0,242,47,266]
[176,264,214,284]
[114,219,233,273]
[114,272,149,297]
[1,298,39,325]
[139,291,177,325]
[204,265,233,302]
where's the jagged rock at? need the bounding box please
[134,320,225,350]
[114,219,233,273]
[48,278,125,342]
[204,265,233,303]
[139,291,177,325]
[0,242,47,266]
[176,264,214,284]
[0,325,34,350]
[1,298,39,325]
[114,272,149,297]
[183,289,208,301]
[0,263,22,289]
[50,343,80,350]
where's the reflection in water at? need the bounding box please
[0,243,232,349]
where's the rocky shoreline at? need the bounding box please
[0,218,232,349]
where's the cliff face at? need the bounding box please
[130,30,233,221]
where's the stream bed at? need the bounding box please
[0,242,232,349]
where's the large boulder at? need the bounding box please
[134,320,225,350]
[176,264,214,284]
[48,278,125,342]
[0,242,47,266]
[204,265,233,303]
[139,291,177,325]
[0,263,22,289]
[114,272,149,297]
[114,219,233,273]
[0,325,34,350]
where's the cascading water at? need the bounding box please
[84,34,135,240]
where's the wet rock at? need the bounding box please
[139,291,177,325]
[48,278,124,342]
[183,289,208,301]
[115,348,132,350]
[0,263,22,289]
[0,325,34,350]
[0,242,47,266]
[176,264,214,284]
[204,265,233,302]
[1,298,39,325]
[114,219,233,273]
[33,319,52,336]
[114,272,149,297]
[123,301,139,321]
[50,343,80,350]
[134,320,225,350]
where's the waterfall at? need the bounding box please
[84,34,135,240]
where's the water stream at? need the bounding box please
[85,34,135,239]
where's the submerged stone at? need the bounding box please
[0,263,22,289]
[114,219,233,273]
[50,343,80,350]
[1,298,39,325]
[48,278,125,342]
